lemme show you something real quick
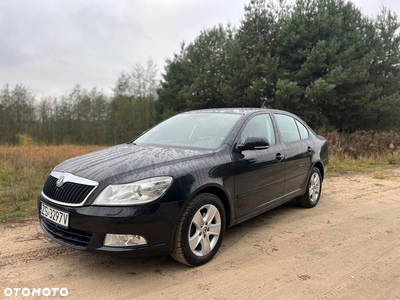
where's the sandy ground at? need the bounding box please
[1,167,400,300]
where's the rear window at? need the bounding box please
[296,120,309,139]
[274,114,301,143]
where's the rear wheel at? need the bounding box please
[171,193,226,266]
[297,167,322,208]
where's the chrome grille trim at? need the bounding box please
[51,171,98,186]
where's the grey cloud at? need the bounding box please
[73,4,149,44]
[0,41,32,67]
[0,0,399,97]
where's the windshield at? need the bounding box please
[134,113,241,150]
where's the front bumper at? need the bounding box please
[38,197,184,257]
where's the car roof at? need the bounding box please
[181,108,290,116]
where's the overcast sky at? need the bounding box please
[0,0,399,98]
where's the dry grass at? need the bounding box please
[0,145,104,222]
[324,130,400,175]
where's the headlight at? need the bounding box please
[93,176,173,206]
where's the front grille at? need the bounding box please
[40,218,92,249]
[42,175,95,205]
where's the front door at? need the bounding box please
[233,113,285,218]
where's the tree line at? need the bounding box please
[0,60,158,145]
[158,0,400,132]
[1,0,399,146]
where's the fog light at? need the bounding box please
[104,234,147,247]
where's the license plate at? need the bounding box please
[40,202,69,228]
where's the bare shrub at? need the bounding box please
[323,131,400,160]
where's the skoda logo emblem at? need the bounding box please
[56,176,65,187]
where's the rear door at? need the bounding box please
[273,113,313,197]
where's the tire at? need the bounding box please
[297,167,322,208]
[171,193,226,266]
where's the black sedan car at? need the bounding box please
[38,108,328,266]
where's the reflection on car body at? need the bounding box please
[38,108,328,266]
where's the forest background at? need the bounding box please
[1,0,399,145]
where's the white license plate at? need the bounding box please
[40,202,69,228]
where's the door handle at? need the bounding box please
[275,153,284,162]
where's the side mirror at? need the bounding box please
[237,136,270,152]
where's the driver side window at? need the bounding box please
[240,114,276,145]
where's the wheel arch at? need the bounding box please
[189,185,232,228]
[312,161,325,181]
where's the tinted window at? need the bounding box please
[240,114,276,145]
[296,120,309,139]
[274,114,300,143]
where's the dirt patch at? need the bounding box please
[1,167,400,299]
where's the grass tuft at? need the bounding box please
[372,173,390,180]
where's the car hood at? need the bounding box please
[53,143,215,182]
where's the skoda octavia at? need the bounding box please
[38,108,328,266]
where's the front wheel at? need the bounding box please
[171,193,226,266]
[297,167,322,208]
